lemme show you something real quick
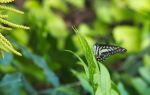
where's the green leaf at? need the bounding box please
[111,81,121,95]
[95,63,111,95]
[111,89,119,95]
[20,47,60,87]
[65,50,89,77]
[72,70,93,94]
[74,27,97,92]
[0,73,22,95]
[141,21,150,49]
[139,67,150,83]
[73,27,111,95]
[144,54,150,68]
[131,77,150,95]
[117,82,129,95]
[31,54,60,87]
[74,27,97,77]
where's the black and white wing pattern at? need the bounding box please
[93,44,127,62]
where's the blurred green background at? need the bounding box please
[0,0,150,95]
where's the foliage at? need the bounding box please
[0,0,150,95]
[70,28,113,95]
[0,0,29,56]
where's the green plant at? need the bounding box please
[0,0,149,95]
[0,0,29,56]
[68,28,121,95]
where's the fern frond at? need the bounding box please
[0,0,14,3]
[0,18,30,29]
[0,5,24,14]
[0,25,12,30]
[0,33,22,56]
[0,14,8,18]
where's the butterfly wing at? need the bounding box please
[93,44,127,62]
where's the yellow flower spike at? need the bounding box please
[0,0,14,3]
[0,25,12,31]
[0,5,24,14]
[0,33,22,56]
[0,18,30,30]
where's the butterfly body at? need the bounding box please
[93,44,127,62]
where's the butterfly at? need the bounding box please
[93,43,127,62]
